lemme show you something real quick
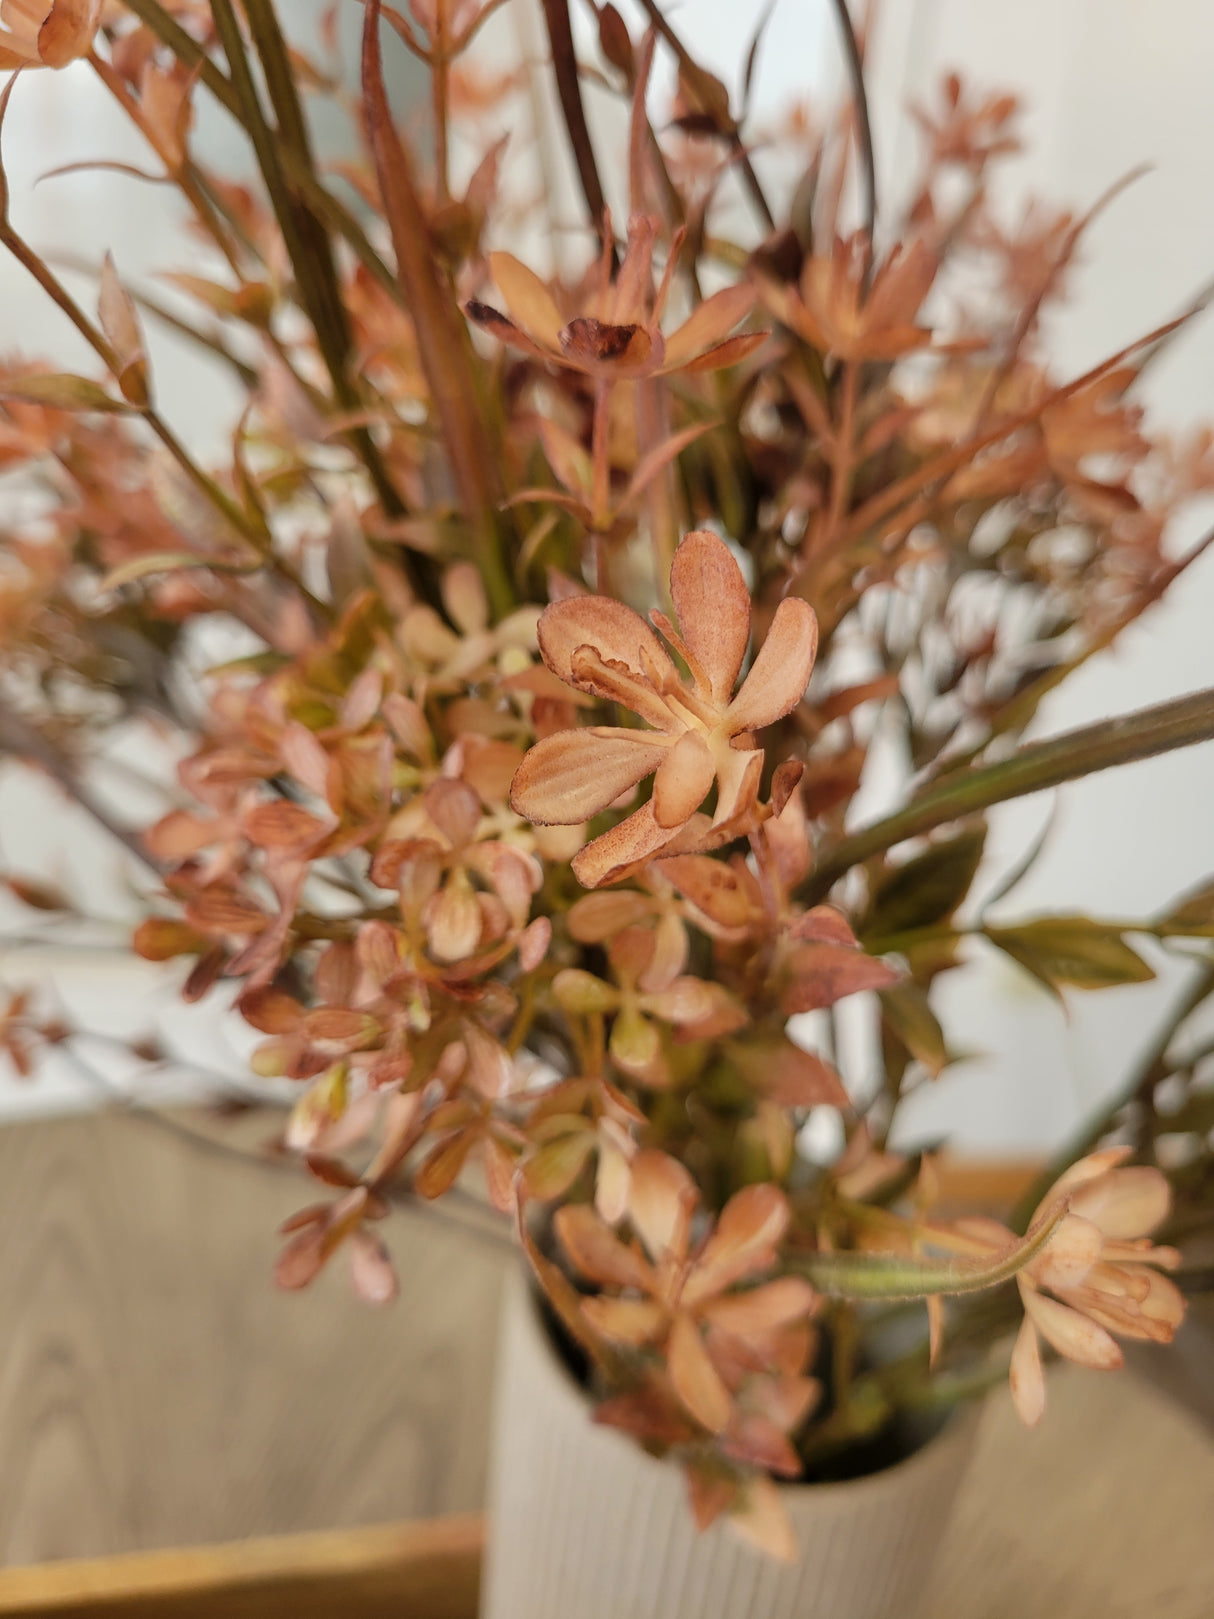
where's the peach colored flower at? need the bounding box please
[0,0,102,69]
[758,235,937,363]
[1008,1148,1184,1426]
[466,214,763,381]
[510,530,818,886]
[555,1150,815,1439]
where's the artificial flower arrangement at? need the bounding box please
[2,0,1213,1559]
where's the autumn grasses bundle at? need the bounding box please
[1,0,1212,1556]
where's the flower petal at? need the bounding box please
[510,728,670,825]
[668,1310,733,1433]
[669,530,751,702]
[628,1148,697,1264]
[1032,1213,1104,1293]
[728,1475,798,1562]
[652,729,716,828]
[538,595,678,694]
[1022,1287,1124,1370]
[571,802,678,889]
[711,742,763,826]
[699,1277,815,1338]
[554,1203,653,1291]
[683,1184,789,1304]
[677,330,768,374]
[662,283,756,369]
[1009,1313,1046,1427]
[725,597,818,735]
[581,1295,666,1346]
[36,0,103,67]
[464,298,549,358]
[1068,1165,1171,1240]
[487,251,564,350]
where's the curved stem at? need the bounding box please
[805,686,1214,903]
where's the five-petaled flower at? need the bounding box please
[0,0,102,70]
[1007,1148,1184,1426]
[555,1149,816,1440]
[466,214,764,381]
[510,530,818,887]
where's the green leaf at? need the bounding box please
[864,826,986,938]
[801,1202,1066,1300]
[1156,876,1214,938]
[0,373,134,413]
[986,916,1155,992]
[879,982,948,1078]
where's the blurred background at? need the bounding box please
[0,0,1211,1591]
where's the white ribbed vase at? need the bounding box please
[482,1268,978,1619]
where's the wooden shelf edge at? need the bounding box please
[0,1514,484,1619]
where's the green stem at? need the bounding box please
[806,687,1214,903]
[211,0,408,531]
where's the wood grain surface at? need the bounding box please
[0,1111,509,1567]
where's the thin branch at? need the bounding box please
[805,685,1214,902]
[827,0,877,284]
[0,701,160,874]
[539,0,614,261]
[635,0,775,233]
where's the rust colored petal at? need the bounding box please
[677,331,768,374]
[36,0,103,67]
[628,1148,697,1265]
[424,876,484,962]
[463,299,548,359]
[725,597,819,736]
[651,729,716,828]
[668,1310,733,1433]
[661,282,756,370]
[571,801,678,889]
[144,810,224,860]
[581,1295,666,1346]
[669,530,751,702]
[510,727,670,825]
[699,1277,815,1338]
[487,251,564,350]
[538,594,678,694]
[683,1183,789,1305]
[710,742,763,827]
[554,1203,653,1291]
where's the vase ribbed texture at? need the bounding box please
[483,1267,978,1619]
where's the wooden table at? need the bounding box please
[0,1112,1211,1617]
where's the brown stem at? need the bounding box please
[827,0,876,283]
[539,0,613,261]
[362,0,513,616]
[216,0,409,532]
[634,0,775,233]
[0,702,161,874]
